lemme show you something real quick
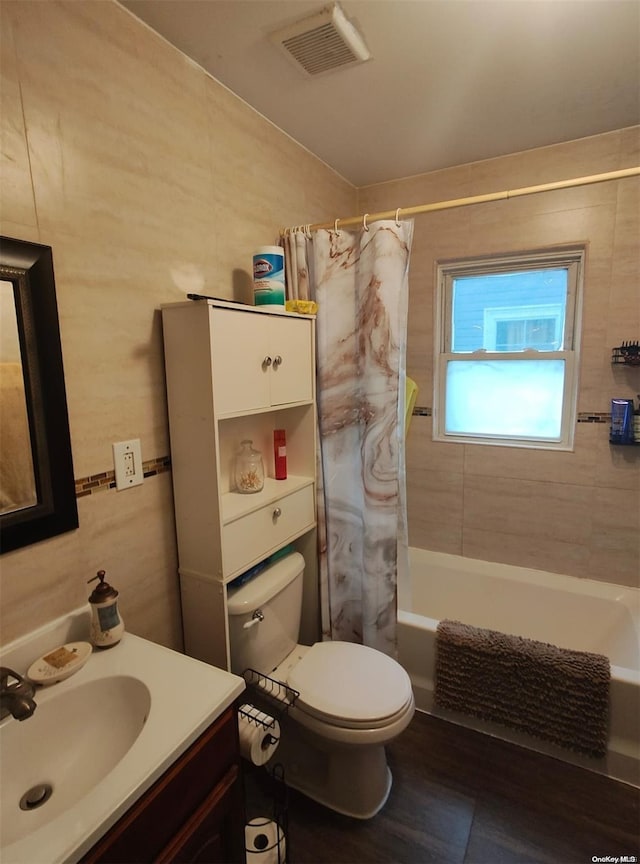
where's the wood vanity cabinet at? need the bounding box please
[162,300,318,671]
[80,705,244,864]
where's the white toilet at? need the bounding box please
[227,551,415,819]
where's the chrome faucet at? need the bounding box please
[0,667,37,720]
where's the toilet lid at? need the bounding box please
[287,641,413,726]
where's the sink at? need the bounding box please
[0,676,150,847]
[0,607,245,864]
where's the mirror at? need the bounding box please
[0,237,78,553]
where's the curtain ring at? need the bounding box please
[395,208,401,226]
[334,218,340,233]
[305,224,312,238]
[363,213,369,231]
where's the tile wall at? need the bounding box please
[0,0,355,648]
[359,128,640,587]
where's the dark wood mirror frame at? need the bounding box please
[0,236,78,553]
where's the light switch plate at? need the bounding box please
[112,439,143,490]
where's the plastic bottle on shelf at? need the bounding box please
[610,399,634,444]
[273,429,287,480]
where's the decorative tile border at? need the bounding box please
[412,407,611,423]
[75,410,613,497]
[75,456,171,498]
[576,413,610,424]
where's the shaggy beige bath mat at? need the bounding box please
[434,619,610,758]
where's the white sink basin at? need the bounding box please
[1,676,150,847]
[0,608,245,864]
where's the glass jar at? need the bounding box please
[234,440,264,493]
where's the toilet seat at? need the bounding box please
[287,641,413,730]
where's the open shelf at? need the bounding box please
[611,343,640,366]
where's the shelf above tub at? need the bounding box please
[611,343,640,366]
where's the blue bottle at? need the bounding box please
[610,399,634,444]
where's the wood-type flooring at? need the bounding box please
[243,710,639,864]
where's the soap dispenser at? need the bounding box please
[88,570,125,648]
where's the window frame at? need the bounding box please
[434,247,585,451]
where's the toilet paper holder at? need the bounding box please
[238,704,279,747]
[241,668,299,741]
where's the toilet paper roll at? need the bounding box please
[238,704,280,766]
[245,818,286,864]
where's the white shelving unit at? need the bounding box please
[162,299,318,670]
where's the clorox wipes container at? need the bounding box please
[253,246,285,308]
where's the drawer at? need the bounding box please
[222,484,315,576]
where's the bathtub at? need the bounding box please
[397,547,640,787]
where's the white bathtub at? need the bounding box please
[397,547,640,787]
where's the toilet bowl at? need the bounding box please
[227,553,415,818]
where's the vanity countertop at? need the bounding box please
[0,608,245,864]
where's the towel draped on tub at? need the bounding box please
[434,619,610,758]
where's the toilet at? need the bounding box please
[227,551,415,819]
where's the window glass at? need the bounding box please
[435,250,584,450]
[445,359,565,439]
[451,268,568,352]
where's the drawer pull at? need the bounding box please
[263,355,273,367]
[273,507,282,519]
[273,355,283,368]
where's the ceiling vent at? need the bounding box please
[270,3,371,77]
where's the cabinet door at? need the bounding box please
[269,316,313,406]
[156,765,244,864]
[211,308,271,414]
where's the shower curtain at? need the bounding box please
[283,219,413,656]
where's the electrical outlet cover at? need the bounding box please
[112,439,144,490]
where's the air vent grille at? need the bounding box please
[271,3,371,77]
[283,23,359,75]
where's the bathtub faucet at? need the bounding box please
[0,667,37,720]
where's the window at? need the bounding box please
[434,248,584,450]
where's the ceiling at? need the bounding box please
[121,0,640,187]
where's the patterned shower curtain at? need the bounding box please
[283,219,414,656]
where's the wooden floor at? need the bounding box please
[244,710,640,864]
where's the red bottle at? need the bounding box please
[274,429,287,480]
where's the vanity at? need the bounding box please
[0,608,245,864]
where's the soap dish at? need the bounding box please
[27,641,92,686]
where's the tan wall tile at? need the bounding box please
[0,0,354,648]
[463,423,597,487]
[0,7,38,230]
[594,433,640,491]
[407,468,463,555]
[462,527,590,578]
[588,486,640,587]
[463,475,594,546]
[406,417,464,474]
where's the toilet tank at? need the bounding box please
[227,552,305,676]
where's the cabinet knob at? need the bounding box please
[263,355,273,367]
[273,507,282,519]
[273,355,283,368]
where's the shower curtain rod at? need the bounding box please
[281,166,640,234]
